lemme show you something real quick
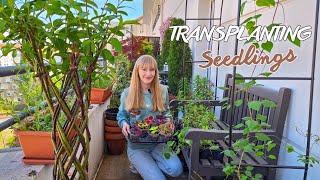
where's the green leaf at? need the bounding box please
[256,114,267,122]
[260,72,272,77]
[267,142,277,151]
[245,118,260,131]
[240,1,247,15]
[235,99,243,107]
[244,144,254,152]
[286,145,295,153]
[288,35,301,47]
[163,152,171,159]
[255,133,271,141]
[241,14,262,25]
[261,100,277,108]
[261,41,273,52]
[106,3,118,14]
[256,151,264,157]
[123,19,140,25]
[246,166,254,171]
[0,20,6,33]
[235,73,244,84]
[101,49,114,64]
[118,10,128,16]
[248,101,262,111]
[0,0,8,6]
[223,164,236,176]
[255,174,263,179]
[242,117,253,122]
[246,21,255,31]
[253,42,260,49]
[109,38,122,52]
[256,0,275,7]
[234,123,244,129]
[224,150,236,158]
[268,154,276,160]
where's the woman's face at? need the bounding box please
[138,64,155,85]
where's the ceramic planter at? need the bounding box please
[16,131,54,164]
[90,87,112,104]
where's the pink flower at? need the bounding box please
[159,17,172,40]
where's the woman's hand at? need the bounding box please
[122,122,131,138]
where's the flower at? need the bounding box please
[146,119,152,125]
[145,116,153,125]
[159,17,172,40]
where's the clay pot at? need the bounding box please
[90,87,112,104]
[16,131,54,164]
[104,108,125,155]
[104,126,122,133]
[105,119,118,127]
[104,133,126,155]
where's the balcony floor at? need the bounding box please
[96,150,188,180]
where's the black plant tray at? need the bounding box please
[128,117,183,144]
[128,133,174,143]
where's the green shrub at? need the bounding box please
[109,54,132,108]
[141,40,154,55]
[159,18,192,95]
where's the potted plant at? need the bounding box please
[14,107,55,164]
[164,75,217,161]
[90,73,114,104]
[104,54,132,155]
[105,54,132,121]
[148,125,159,141]
[0,1,137,177]
[159,121,174,138]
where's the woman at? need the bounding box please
[117,55,183,180]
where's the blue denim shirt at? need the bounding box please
[117,85,170,149]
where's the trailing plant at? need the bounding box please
[0,0,137,178]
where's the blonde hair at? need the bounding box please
[125,55,165,112]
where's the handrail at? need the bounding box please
[0,102,47,132]
[0,65,28,77]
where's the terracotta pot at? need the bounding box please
[104,133,126,155]
[105,119,118,127]
[16,131,55,164]
[90,87,112,104]
[104,108,125,155]
[104,126,122,133]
